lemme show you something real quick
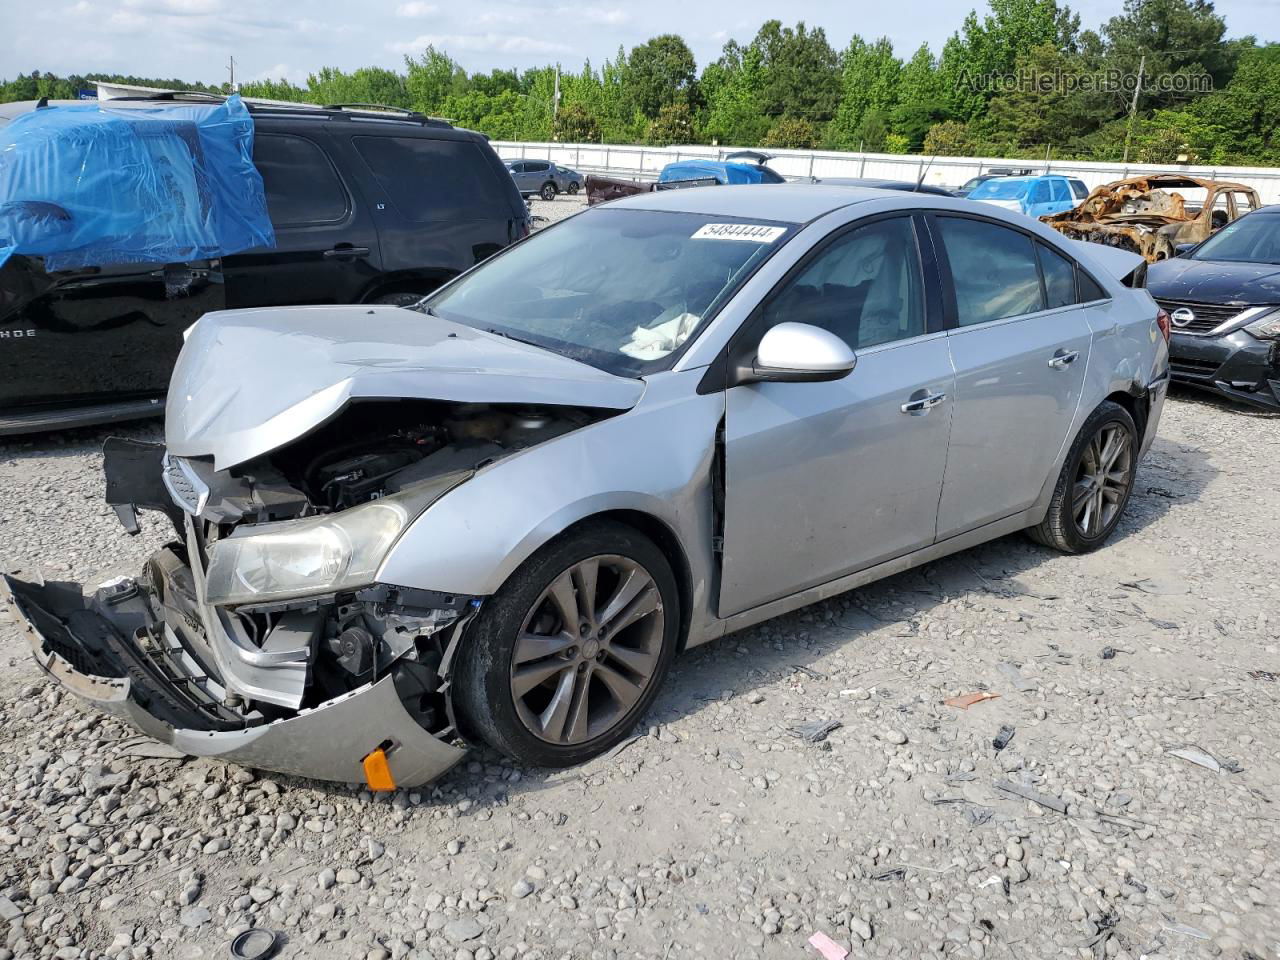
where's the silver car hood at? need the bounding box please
[166,305,644,470]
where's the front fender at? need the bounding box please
[376,370,723,609]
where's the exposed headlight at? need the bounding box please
[1245,310,1280,340]
[203,472,467,606]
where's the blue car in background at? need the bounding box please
[967,175,1089,218]
[657,150,787,187]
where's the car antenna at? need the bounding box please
[915,155,937,192]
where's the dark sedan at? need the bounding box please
[1147,205,1280,411]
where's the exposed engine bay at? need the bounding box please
[3,398,612,786]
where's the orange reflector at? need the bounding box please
[363,747,396,792]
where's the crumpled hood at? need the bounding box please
[166,305,645,470]
[1147,257,1280,306]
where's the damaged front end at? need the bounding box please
[5,395,611,787]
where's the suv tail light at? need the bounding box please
[1155,307,1171,342]
[513,218,531,242]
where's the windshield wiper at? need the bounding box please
[486,327,541,348]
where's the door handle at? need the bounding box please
[900,392,947,415]
[1048,349,1080,369]
[323,245,371,260]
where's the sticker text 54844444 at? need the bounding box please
[691,223,787,243]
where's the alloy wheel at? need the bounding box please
[509,554,664,745]
[1072,422,1133,538]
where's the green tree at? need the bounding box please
[1102,0,1238,109]
[304,66,409,109]
[553,102,602,142]
[625,35,699,119]
[828,36,901,148]
[748,20,841,123]
[761,117,819,148]
[700,43,770,146]
[923,119,973,154]
[404,47,466,115]
[980,44,1115,153]
[646,101,697,145]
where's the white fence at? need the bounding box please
[493,140,1280,204]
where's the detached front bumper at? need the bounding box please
[2,571,469,787]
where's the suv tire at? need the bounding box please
[1029,400,1138,554]
[567,181,580,195]
[540,182,557,201]
[452,520,679,768]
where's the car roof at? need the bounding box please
[606,183,883,223]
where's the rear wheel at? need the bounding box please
[452,521,679,768]
[540,182,558,201]
[1030,401,1137,553]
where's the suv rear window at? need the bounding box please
[353,135,511,222]
[254,134,349,226]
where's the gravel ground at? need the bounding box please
[2,374,1279,960]
[530,192,588,228]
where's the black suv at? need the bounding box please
[0,97,530,434]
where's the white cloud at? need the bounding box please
[395,1,439,16]
[388,32,570,55]
[121,0,222,14]
[572,6,630,25]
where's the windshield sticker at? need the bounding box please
[692,223,787,243]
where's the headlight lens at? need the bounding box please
[202,464,471,606]
[204,498,410,606]
[1245,310,1280,340]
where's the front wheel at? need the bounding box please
[452,521,679,768]
[567,181,580,195]
[1029,401,1138,553]
[540,182,558,201]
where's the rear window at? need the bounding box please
[1069,179,1089,200]
[353,135,511,222]
[254,134,349,226]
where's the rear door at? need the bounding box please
[1048,178,1075,214]
[222,126,382,308]
[346,131,521,285]
[930,214,1095,539]
[1,255,221,412]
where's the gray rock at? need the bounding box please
[443,917,484,944]
[511,879,534,899]
[179,906,211,927]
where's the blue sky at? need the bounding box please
[1,0,1275,86]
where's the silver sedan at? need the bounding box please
[4,185,1170,788]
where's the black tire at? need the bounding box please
[452,520,680,768]
[540,182,557,201]
[372,292,428,307]
[567,181,580,195]
[1029,400,1138,553]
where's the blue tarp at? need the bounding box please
[658,160,771,185]
[0,94,273,271]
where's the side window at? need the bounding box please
[527,161,550,173]
[760,217,925,351]
[1069,179,1089,200]
[1079,270,1108,302]
[508,161,526,173]
[1030,180,1052,204]
[1037,243,1077,308]
[1235,192,1257,215]
[353,136,512,222]
[1050,179,1071,203]
[253,134,349,227]
[938,217,1044,325]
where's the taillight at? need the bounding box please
[1155,308,1171,342]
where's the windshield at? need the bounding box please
[421,208,795,376]
[1191,213,1280,264]
[970,179,1030,200]
[960,177,986,192]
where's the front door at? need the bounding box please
[720,215,954,618]
[930,214,1094,538]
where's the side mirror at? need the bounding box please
[734,322,856,385]
[1174,242,1197,257]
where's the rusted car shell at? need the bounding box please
[1040,175,1261,263]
